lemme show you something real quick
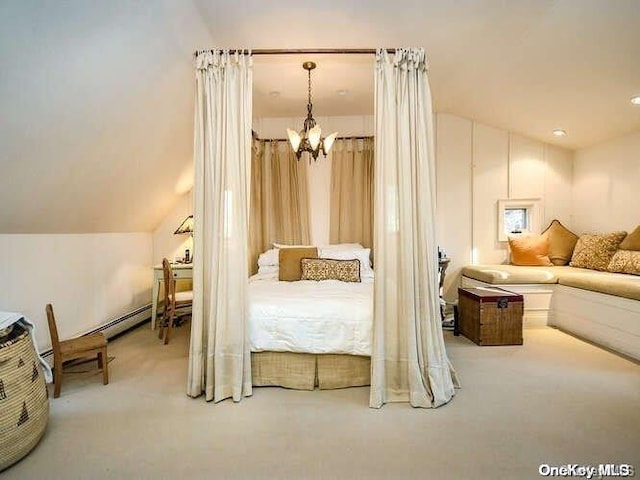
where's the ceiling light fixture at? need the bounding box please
[552,129,567,137]
[631,95,640,105]
[286,61,337,161]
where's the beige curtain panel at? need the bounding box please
[370,48,458,409]
[330,137,374,249]
[188,50,253,403]
[249,140,311,273]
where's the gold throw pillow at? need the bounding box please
[279,247,318,281]
[619,225,640,251]
[508,235,553,266]
[541,219,579,266]
[300,258,361,283]
[569,232,627,271]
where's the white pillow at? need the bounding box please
[257,248,279,267]
[257,264,279,275]
[319,247,373,279]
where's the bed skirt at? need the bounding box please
[251,352,371,391]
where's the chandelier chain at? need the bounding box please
[309,68,312,104]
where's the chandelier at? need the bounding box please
[286,61,337,161]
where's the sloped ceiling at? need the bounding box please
[0,0,639,233]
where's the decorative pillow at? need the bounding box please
[569,232,627,271]
[279,247,318,281]
[319,247,373,279]
[607,250,640,276]
[508,235,553,266]
[541,220,579,266]
[619,225,640,251]
[257,248,279,267]
[300,258,361,283]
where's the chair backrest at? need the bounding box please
[162,258,176,304]
[45,304,60,350]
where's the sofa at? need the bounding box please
[460,221,640,361]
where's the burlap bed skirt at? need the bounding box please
[251,351,371,390]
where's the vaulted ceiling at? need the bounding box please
[1,0,638,233]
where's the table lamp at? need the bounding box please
[174,215,194,263]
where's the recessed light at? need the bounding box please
[552,129,567,137]
[337,89,349,96]
[631,95,640,105]
[269,91,280,97]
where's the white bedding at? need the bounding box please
[248,273,374,356]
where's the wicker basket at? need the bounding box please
[0,324,49,471]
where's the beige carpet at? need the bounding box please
[3,322,638,480]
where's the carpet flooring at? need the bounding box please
[2,322,638,480]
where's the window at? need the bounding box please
[504,208,528,234]
[497,199,542,241]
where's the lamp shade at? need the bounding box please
[308,125,322,150]
[287,129,302,151]
[323,132,338,153]
[174,215,194,235]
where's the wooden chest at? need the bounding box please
[458,287,523,346]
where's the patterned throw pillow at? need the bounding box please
[607,250,640,276]
[569,232,627,271]
[300,258,361,283]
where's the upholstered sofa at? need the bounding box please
[460,221,640,361]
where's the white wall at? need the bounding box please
[0,233,152,350]
[436,114,574,299]
[152,190,193,266]
[572,131,640,233]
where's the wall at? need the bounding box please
[436,114,573,300]
[152,190,193,266]
[0,233,152,350]
[572,130,640,233]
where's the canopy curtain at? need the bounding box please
[187,50,253,402]
[249,139,311,273]
[370,48,458,408]
[329,137,374,249]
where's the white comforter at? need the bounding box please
[248,274,374,356]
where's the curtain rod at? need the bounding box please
[252,134,373,142]
[194,48,395,57]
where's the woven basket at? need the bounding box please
[0,324,49,471]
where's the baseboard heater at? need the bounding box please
[40,304,151,363]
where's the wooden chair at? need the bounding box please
[45,303,109,398]
[158,258,193,345]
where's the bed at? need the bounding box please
[248,245,374,390]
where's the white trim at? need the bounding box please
[40,305,150,365]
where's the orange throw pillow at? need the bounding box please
[508,235,553,266]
